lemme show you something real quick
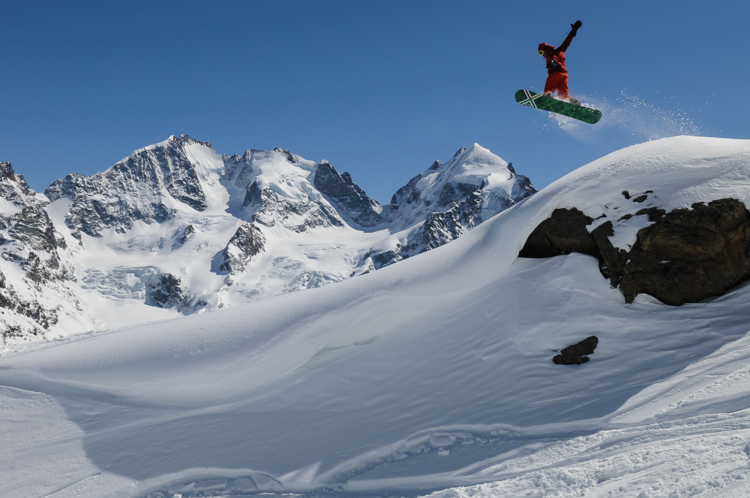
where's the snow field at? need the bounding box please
[3,137,750,497]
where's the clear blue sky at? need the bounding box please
[2,1,748,204]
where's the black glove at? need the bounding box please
[570,20,582,36]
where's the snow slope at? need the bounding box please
[3,137,750,497]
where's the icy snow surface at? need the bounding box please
[3,137,750,497]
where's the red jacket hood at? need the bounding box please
[538,43,554,53]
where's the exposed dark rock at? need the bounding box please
[553,336,599,365]
[313,162,384,228]
[0,162,34,201]
[173,224,196,248]
[520,198,750,306]
[363,245,403,270]
[45,134,210,237]
[244,180,344,232]
[518,208,599,259]
[390,173,423,207]
[9,206,59,252]
[0,162,17,181]
[220,223,266,274]
[590,221,629,286]
[0,268,57,335]
[146,273,184,308]
[420,193,482,252]
[273,147,296,164]
[620,198,750,305]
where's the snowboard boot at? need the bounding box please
[568,97,581,106]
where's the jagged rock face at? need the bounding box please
[0,267,57,340]
[0,163,70,289]
[361,246,404,271]
[146,273,184,308]
[245,181,344,232]
[45,135,211,237]
[520,198,750,306]
[220,223,266,274]
[0,163,69,340]
[313,162,384,228]
[362,146,536,267]
[9,206,61,253]
[226,149,347,233]
[417,190,483,253]
[0,163,46,230]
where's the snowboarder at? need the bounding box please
[538,20,582,105]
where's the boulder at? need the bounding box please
[620,199,750,305]
[520,198,750,306]
[518,208,599,259]
[553,336,599,365]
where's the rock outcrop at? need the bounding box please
[553,336,599,365]
[520,197,750,306]
[314,162,385,228]
[219,223,266,274]
[146,273,185,309]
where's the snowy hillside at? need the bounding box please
[0,136,533,345]
[3,136,750,497]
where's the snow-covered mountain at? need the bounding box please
[4,136,750,497]
[0,136,534,343]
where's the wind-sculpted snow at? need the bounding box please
[0,136,533,342]
[3,137,750,496]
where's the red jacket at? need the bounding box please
[539,32,575,75]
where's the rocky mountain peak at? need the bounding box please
[44,135,214,237]
[0,162,44,216]
[0,162,17,181]
[169,134,212,149]
[313,161,383,228]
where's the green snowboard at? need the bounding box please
[515,89,602,124]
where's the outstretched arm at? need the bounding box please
[558,21,581,53]
[558,31,575,53]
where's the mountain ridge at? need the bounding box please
[0,135,535,344]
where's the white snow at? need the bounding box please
[3,137,750,497]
